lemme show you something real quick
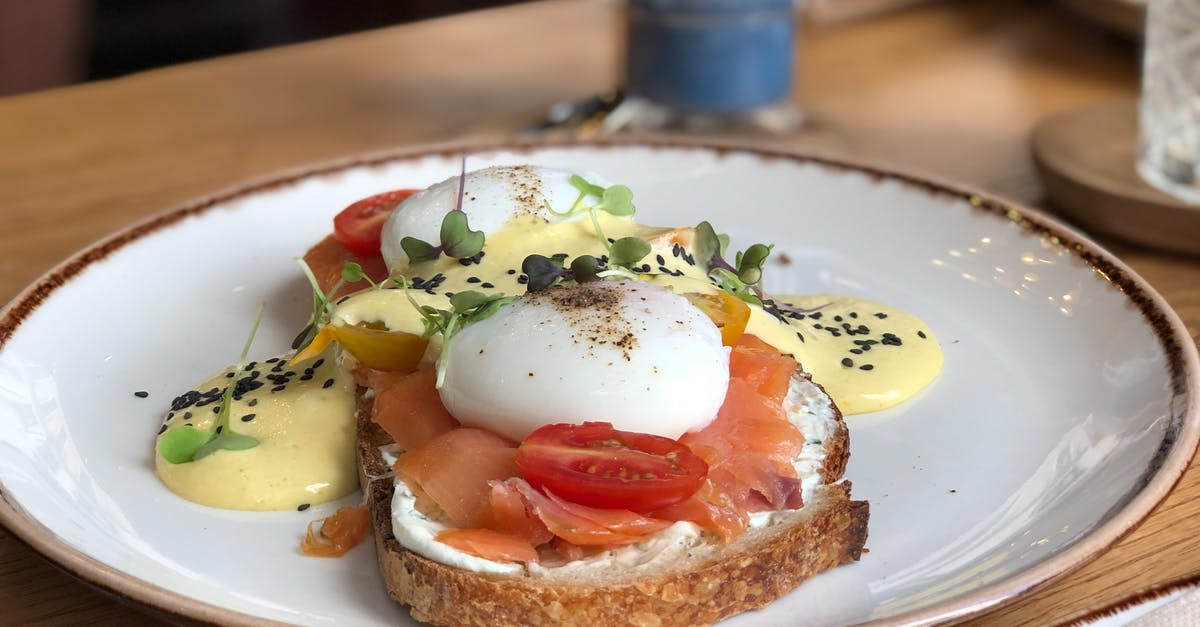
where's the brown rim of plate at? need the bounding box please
[0,135,1196,626]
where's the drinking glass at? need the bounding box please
[1138,0,1200,203]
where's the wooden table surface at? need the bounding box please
[2,0,1198,624]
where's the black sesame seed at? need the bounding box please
[183,411,193,419]
[517,275,528,284]
[874,312,888,319]
[506,268,517,275]
[304,368,315,376]
[814,324,823,330]
[323,378,335,389]
[241,414,256,422]
[656,254,666,265]
[134,390,149,398]
[849,312,858,319]
[225,372,236,379]
[467,276,481,284]
[809,312,822,320]
[850,348,863,355]
[300,374,313,381]
[157,424,167,435]
[834,315,843,322]
[918,330,927,339]
[841,358,854,367]
[336,296,350,305]
[215,425,223,434]
[481,282,494,289]
[859,364,875,371]
[248,399,258,407]
[313,358,325,369]
[266,357,280,363]
[271,385,286,392]
[212,406,221,413]
[297,503,310,512]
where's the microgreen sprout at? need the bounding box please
[400,159,485,263]
[292,258,342,352]
[158,305,264,464]
[693,220,774,306]
[400,211,485,264]
[692,220,825,318]
[544,174,636,219]
[519,175,651,292]
[520,234,651,292]
[402,286,518,387]
[341,262,380,289]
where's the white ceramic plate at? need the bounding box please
[1,140,1196,626]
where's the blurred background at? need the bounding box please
[1,0,1141,98]
[0,0,535,96]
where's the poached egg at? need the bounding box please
[437,280,730,441]
[380,165,608,270]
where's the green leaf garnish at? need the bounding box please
[608,237,651,268]
[522,254,570,291]
[400,211,485,264]
[158,425,213,464]
[158,305,264,464]
[735,243,773,285]
[569,255,602,282]
[400,236,440,263]
[711,268,764,306]
[549,174,636,219]
[694,221,722,271]
[341,262,381,289]
[596,185,635,217]
[440,210,485,258]
[693,221,775,307]
[569,174,606,199]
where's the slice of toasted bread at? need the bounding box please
[355,371,869,627]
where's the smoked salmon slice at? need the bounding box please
[435,528,539,563]
[394,428,519,528]
[504,478,672,546]
[372,364,460,451]
[662,336,806,538]
[488,480,554,546]
[303,234,391,299]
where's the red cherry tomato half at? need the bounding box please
[516,422,708,514]
[332,189,418,256]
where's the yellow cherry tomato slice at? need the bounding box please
[291,322,427,372]
[291,326,337,365]
[331,322,427,372]
[683,290,750,346]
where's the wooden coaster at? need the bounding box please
[1032,99,1200,256]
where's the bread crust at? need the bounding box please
[355,375,869,627]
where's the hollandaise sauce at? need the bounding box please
[154,352,357,510]
[336,212,943,415]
